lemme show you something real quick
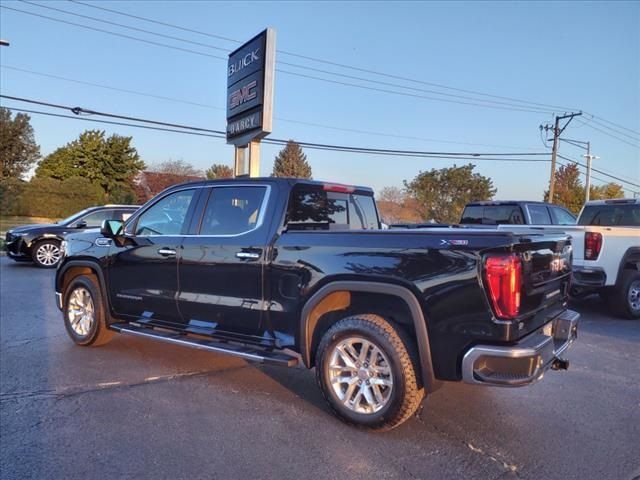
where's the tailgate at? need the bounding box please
[483,233,573,338]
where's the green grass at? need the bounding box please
[0,216,57,235]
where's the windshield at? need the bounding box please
[578,204,640,226]
[58,208,93,226]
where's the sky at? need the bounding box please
[1,0,639,199]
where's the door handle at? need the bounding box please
[158,248,177,257]
[236,252,260,260]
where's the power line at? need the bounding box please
[583,116,640,142]
[586,113,640,136]
[3,3,558,114]
[555,159,634,192]
[1,64,545,151]
[557,154,640,189]
[6,106,550,163]
[17,1,562,113]
[0,5,227,60]
[68,0,577,113]
[50,0,639,138]
[577,120,640,149]
[1,96,552,161]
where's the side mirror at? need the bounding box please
[76,220,88,229]
[100,219,124,238]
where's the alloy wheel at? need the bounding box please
[36,243,61,266]
[67,287,95,337]
[628,280,640,312]
[327,337,394,414]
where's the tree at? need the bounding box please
[271,140,312,178]
[0,107,41,179]
[151,159,203,177]
[206,163,234,179]
[543,163,584,214]
[404,164,496,223]
[590,182,625,200]
[376,186,423,224]
[35,130,145,200]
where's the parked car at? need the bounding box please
[493,199,640,319]
[4,205,138,268]
[460,200,577,225]
[55,178,578,430]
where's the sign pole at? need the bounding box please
[248,140,261,177]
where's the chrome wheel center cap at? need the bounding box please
[357,368,371,381]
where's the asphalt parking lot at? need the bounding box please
[1,256,638,480]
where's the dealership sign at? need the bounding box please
[226,28,276,146]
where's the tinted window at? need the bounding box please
[135,189,195,235]
[484,206,525,224]
[461,206,483,224]
[550,207,576,225]
[350,195,379,230]
[199,186,267,235]
[287,188,378,230]
[288,190,349,230]
[76,209,117,227]
[461,205,525,224]
[578,204,640,226]
[528,205,552,224]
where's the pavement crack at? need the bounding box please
[0,364,250,403]
[417,408,520,477]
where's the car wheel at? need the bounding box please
[63,275,114,346]
[315,314,424,430]
[608,271,640,320]
[31,240,62,268]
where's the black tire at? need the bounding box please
[63,274,114,346]
[315,314,424,431]
[607,270,640,319]
[31,239,62,268]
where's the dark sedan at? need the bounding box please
[4,205,138,268]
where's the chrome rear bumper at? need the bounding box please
[462,309,579,387]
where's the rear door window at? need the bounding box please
[287,187,379,230]
[550,207,576,225]
[199,186,267,236]
[527,205,552,224]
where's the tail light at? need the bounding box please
[584,232,602,260]
[484,254,522,319]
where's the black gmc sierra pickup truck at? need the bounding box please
[55,178,579,430]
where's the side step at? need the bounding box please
[109,323,298,367]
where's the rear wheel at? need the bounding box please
[63,275,114,346]
[315,314,424,430]
[608,271,640,319]
[32,240,61,268]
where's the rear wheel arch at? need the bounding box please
[616,247,640,285]
[300,281,440,393]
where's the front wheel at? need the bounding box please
[315,314,424,430]
[31,239,61,268]
[63,275,114,346]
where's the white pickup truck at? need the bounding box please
[497,199,640,319]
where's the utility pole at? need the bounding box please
[542,112,582,203]
[583,143,600,203]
